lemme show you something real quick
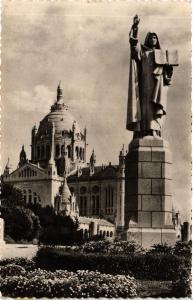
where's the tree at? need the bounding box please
[1,183,25,208]
[0,206,41,242]
[39,213,80,245]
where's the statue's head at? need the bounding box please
[144,32,160,49]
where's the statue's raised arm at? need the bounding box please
[129,15,140,39]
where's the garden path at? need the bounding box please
[0,244,38,259]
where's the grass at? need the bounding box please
[137,280,173,298]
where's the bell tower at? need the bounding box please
[19,145,27,168]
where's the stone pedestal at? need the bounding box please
[0,218,5,243]
[0,218,5,259]
[124,136,176,248]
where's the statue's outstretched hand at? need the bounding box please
[130,15,140,39]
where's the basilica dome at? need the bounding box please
[31,83,86,172]
[37,84,81,136]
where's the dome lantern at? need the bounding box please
[57,81,63,103]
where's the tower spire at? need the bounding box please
[19,145,27,167]
[3,157,11,176]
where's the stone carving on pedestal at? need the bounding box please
[124,16,179,248]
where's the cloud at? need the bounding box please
[5,85,55,113]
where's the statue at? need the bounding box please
[126,15,178,138]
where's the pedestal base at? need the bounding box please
[125,136,176,248]
[0,218,5,243]
[125,227,176,249]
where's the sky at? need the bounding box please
[2,0,192,221]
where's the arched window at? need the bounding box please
[92,195,99,215]
[28,189,32,204]
[75,147,79,159]
[23,190,26,203]
[92,186,99,194]
[80,148,82,160]
[80,186,87,194]
[105,185,114,215]
[37,146,40,159]
[80,196,87,216]
[70,187,74,194]
[67,145,71,158]
[56,144,60,157]
[41,145,45,159]
[84,229,89,239]
[61,145,64,155]
[46,145,50,160]
[110,231,113,237]
[92,186,100,215]
[33,192,37,204]
[82,149,85,161]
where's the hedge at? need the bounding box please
[34,246,185,280]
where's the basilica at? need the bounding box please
[3,83,126,237]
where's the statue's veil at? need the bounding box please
[143,32,161,49]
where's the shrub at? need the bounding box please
[172,264,192,297]
[0,264,25,277]
[34,246,184,280]
[35,209,81,245]
[73,240,144,254]
[172,241,192,297]
[39,227,83,245]
[173,241,192,258]
[0,258,36,271]
[0,269,137,298]
[147,243,173,254]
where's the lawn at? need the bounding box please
[138,280,173,298]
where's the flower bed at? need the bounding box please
[0,269,137,298]
[0,257,36,270]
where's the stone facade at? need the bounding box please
[67,156,125,227]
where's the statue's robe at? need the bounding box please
[126,36,169,132]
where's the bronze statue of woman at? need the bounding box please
[126,15,175,138]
